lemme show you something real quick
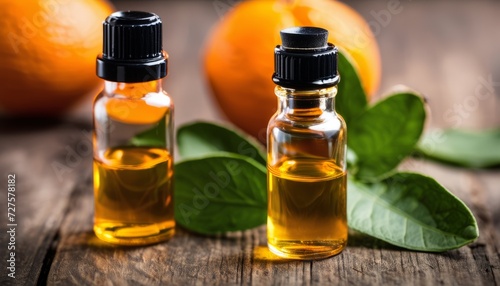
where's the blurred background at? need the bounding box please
[1,0,499,132]
[0,0,499,179]
[64,0,500,130]
[36,0,500,132]
[1,2,499,283]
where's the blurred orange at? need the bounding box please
[0,0,114,116]
[204,0,381,141]
[105,82,170,124]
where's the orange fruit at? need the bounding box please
[204,0,381,141]
[0,0,114,116]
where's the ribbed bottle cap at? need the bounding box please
[96,11,167,83]
[273,27,339,89]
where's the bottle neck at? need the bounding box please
[275,86,337,118]
[104,79,162,98]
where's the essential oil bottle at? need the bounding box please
[267,27,347,259]
[93,11,175,245]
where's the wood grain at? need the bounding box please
[0,0,499,285]
[0,120,93,285]
[47,168,500,285]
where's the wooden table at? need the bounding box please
[1,0,499,285]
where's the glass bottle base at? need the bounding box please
[94,221,175,246]
[267,239,346,260]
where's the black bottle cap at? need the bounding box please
[96,11,167,83]
[273,27,339,89]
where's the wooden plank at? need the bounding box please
[48,172,256,285]
[399,159,500,285]
[0,120,92,285]
[50,0,500,285]
[48,160,500,285]
[476,170,500,286]
[179,224,495,285]
[2,0,497,285]
[48,172,257,285]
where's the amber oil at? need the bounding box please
[267,86,347,259]
[93,147,174,245]
[93,80,174,246]
[94,11,175,245]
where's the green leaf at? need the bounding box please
[348,172,479,252]
[336,51,368,126]
[416,128,500,168]
[348,91,426,181]
[177,121,266,165]
[129,118,166,147]
[174,153,267,234]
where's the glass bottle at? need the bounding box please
[93,11,174,245]
[267,27,347,259]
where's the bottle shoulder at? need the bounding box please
[94,90,173,107]
[269,112,346,131]
[268,114,346,144]
[93,88,173,125]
